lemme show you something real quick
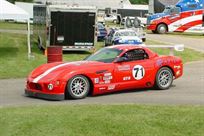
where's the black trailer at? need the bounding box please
[33,5,97,51]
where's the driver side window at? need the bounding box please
[170,7,180,14]
[122,49,149,61]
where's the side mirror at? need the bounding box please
[114,57,127,63]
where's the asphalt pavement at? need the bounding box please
[0,61,203,107]
[147,33,204,53]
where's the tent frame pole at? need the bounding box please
[27,19,31,59]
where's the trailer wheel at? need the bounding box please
[156,24,167,34]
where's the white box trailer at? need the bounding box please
[33,5,97,51]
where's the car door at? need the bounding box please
[168,7,182,32]
[113,49,154,90]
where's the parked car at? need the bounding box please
[97,23,107,41]
[121,16,147,27]
[25,45,183,100]
[104,14,118,23]
[104,29,143,46]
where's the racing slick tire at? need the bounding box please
[156,24,167,34]
[154,67,173,90]
[66,75,90,99]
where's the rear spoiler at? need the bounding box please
[145,44,184,56]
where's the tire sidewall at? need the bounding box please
[155,67,173,90]
[157,24,167,34]
[66,75,90,99]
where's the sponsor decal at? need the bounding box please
[132,65,145,80]
[108,85,115,90]
[74,42,93,46]
[157,59,180,67]
[104,73,112,76]
[118,65,131,71]
[176,70,181,76]
[105,80,111,84]
[99,87,106,90]
[123,76,131,81]
[174,65,181,69]
[156,59,163,67]
[103,76,112,80]
[94,78,99,84]
[57,36,64,42]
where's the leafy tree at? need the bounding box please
[129,0,149,4]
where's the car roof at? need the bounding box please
[107,44,145,50]
[107,45,158,59]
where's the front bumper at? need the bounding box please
[147,24,157,31]
[25,89,64,101]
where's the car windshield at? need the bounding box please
[163,7,171,14]
[118,31,137,36]
[85,48,123,63]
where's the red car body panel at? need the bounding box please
[25,45,183,100]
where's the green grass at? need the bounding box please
[0,32,204,79]
[0,21,32,30]
[0,105,204,136]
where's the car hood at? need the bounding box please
[30,61,105,79]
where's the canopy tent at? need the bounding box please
[0,0,31,59]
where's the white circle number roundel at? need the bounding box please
[132,65,145,80]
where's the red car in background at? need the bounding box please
[25,45,183,100]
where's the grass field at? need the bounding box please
[0,105,204,136]
[0,21,33,30]
[0,32,204,79]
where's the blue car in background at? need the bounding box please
[97,23,107,41]
[104,28,143,46]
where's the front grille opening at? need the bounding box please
[29,83,42,91]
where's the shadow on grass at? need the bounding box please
[0,47,18,58]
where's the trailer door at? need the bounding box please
[50,11,96,47]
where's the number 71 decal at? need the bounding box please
[132,65,145,80]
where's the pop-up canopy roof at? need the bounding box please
[0,0,29,19]
[0,0,31,59]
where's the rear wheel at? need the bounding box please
[66,75,90,99]
[154,67,173,90]
[156,24,167,34]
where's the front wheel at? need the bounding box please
[66,75,90,99]
[154,67,173,90]
[156,24,167,34]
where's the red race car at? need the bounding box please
[25,45,183,100]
